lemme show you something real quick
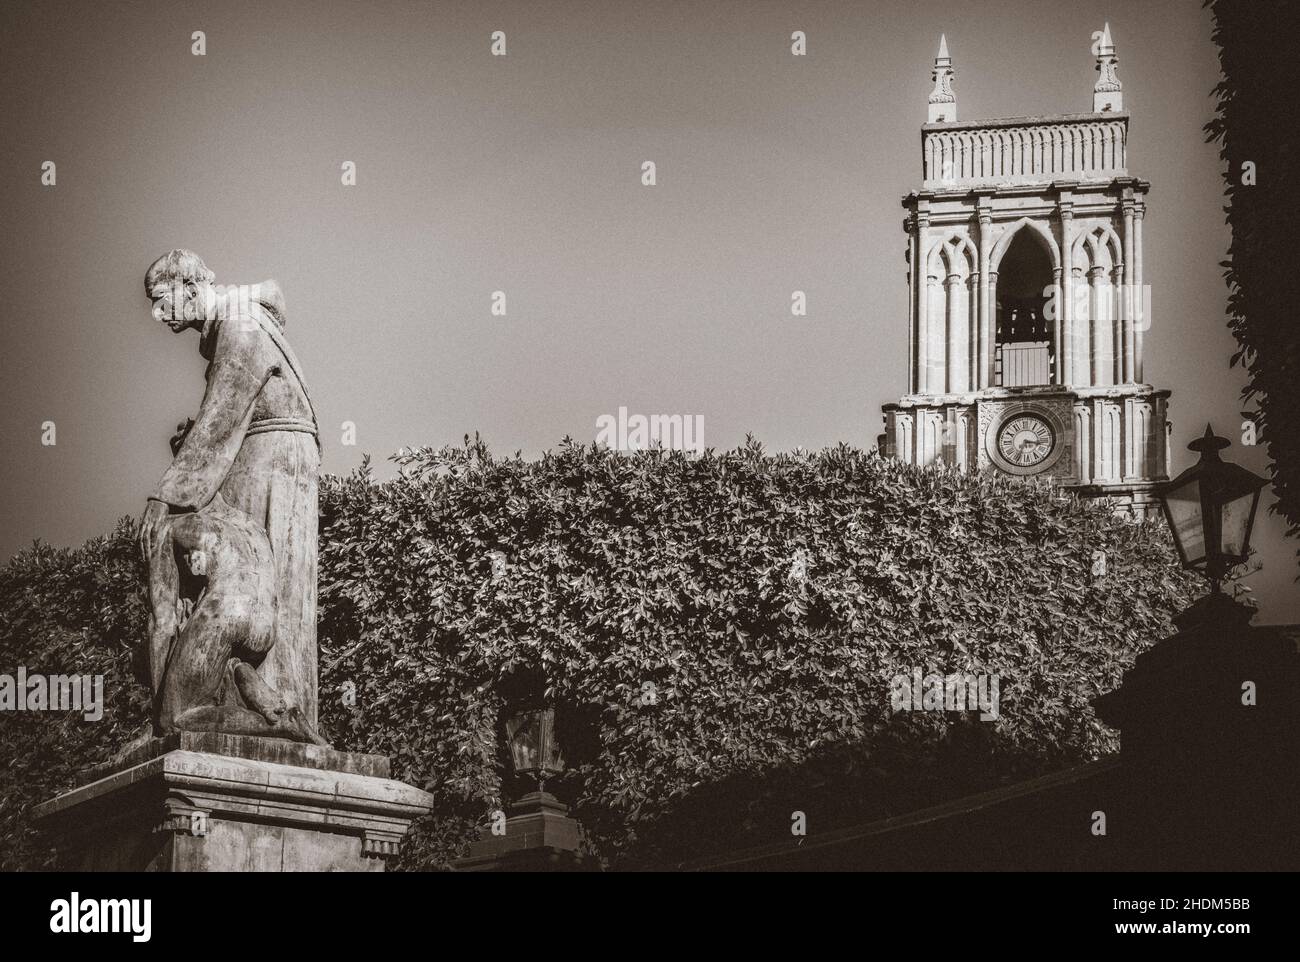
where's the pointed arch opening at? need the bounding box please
[993,228,1056,387]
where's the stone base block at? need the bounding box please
[33,732,433,872]
[456,791,592,871]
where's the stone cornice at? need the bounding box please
[882,384,1172,411]
[921,111,1130,133]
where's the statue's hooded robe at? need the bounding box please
[151,280,320,724]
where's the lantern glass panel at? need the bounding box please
[1219,488,1258,561]
[1163,477,1205,567]
[507,713,541,774]
[537,709,564,774]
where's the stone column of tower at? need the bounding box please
[881,26,1171,520]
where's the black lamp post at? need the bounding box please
[1156,424,1268,591]
[1092,426,1299,871]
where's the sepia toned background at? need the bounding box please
[2,0,1295,620]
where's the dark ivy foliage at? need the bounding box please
[0,438,1198,870]
[1205,0,1300,570]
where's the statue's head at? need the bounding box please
[144,249,217,333]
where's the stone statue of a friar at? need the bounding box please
[139,250,327,746]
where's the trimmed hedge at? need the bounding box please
[0,438,1199,870]
[0,521,151,871]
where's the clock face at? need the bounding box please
[997,415,1055,468]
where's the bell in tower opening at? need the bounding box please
[880,26,1172,520]
[995,232,1055,388]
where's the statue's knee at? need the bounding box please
[216,609,273,659]
[252,598,276,648]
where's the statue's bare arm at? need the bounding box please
[151,323,270,512]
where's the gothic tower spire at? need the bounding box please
[884,26,1166,520]
[1093,22,1123,112]
[928,34,956,123]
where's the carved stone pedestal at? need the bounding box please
[455,791,593,872]
[33,732,434,872]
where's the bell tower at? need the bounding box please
[881,27,1171,519]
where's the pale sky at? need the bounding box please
[2,0,1295,621]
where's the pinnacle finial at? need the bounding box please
[1188,423,1231,456]
[1093,23,1123,111]
[928,34,956,122]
